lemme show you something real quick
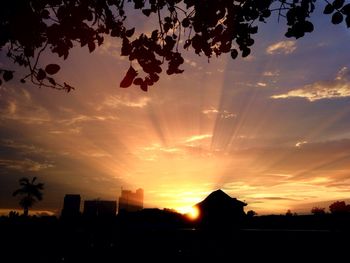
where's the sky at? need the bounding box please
[1,3,350,215]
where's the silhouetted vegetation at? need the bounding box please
[246,209,257,218]
[1,207,350,263]
[329,200,350,214]
[1,0,349,91]
[311,206,326,215]
[3,188,350,262]
[12,177,44,216]
[285,209,297,216]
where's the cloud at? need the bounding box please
[295,140,308,148]
[59,114,118,125]
[185,134,212,143]
[223,182,257,192]
[263,71,280,77]
[335,66,350,80]
[103,95,150,108]
[266,40,297,55]
[49,127,82,135]
[136,143,183,161]
[185,59,197,67]
[250,196,299,201]
[202,108,219,114]
[221,110,237,119]
[271,67,350,101]
[0,139,56,172]
[202,108,237,119]
[98,37,123,60]
[0,139,47,155]
[135,134,215,161]
[256,82,267,87]
[0,88,50,124]
[82,151,113,158]
[0,158,54,172]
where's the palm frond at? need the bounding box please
[19,177,29,186]
[36,183,44,190]
[12,189,24,196]
[14,177,44,201]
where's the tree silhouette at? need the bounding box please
[311,206,326,215]
[12,177,44,216]
[329,201,350,214]
[0,0,349,91]
[246,210,257,217]
[285,209,297,216]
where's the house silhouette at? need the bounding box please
[195,189,247,228]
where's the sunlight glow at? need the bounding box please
[182,206,200,220]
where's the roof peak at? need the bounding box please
[198,189,247,206]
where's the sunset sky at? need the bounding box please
[1,4,350,215]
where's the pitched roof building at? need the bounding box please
[195,189,247,228]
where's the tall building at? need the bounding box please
[118,188,143,213]
[83,200,117,217]
[61,194,81,217]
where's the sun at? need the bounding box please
[186,206,200,220]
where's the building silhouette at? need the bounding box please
[195,189,247,228]
[118,188,143,213]
[61,194,81,217]
[83,200,117,217]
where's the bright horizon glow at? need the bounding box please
[178,206,200,220]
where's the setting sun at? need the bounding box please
[186,206,200,220]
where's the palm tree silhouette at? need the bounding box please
[13,177,44,216]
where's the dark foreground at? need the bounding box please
[1,215,349,263]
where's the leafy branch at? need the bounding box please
[0,0,349,92]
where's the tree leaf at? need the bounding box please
[246,38,255,47]
[48,77,56,86]
[45,64,61,75]
[37,69,46,81]
[242,48,251,58]
[303,21,314,33]
[125,28,135,37]
[88,41,96,53]
[346,15,350,27]
[140,82,148,92]
[342,4,350,15]
[324,4,334,14]
[182,18,190,27]
[133,77,143,85]
[231,49,238,59]
[149,73,159,82]
[261,9,271,18]
[120,66,138,88]
[142,9,152,17]
[3,71,13,82]
[332,12,344,24]
[249,26,258,34]
[333,0,345,9]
